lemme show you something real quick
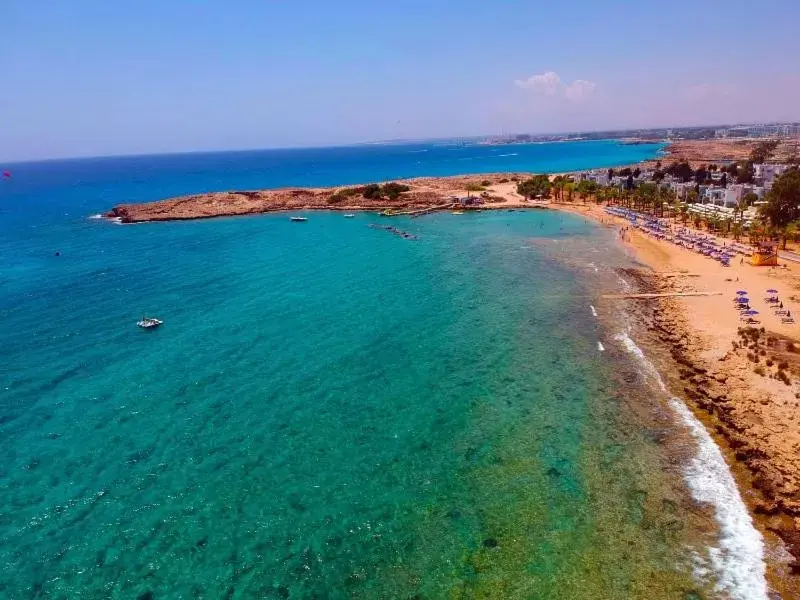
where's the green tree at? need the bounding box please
[749,140,780,164]
[694,166,708,184]
[735,195,752,226]
[731,221,743,242]
[516,175,552,200]
[677,203,689,225]
[666,161,693,182]
[761,169,800,248]
[736,161,755,184]
[575,179,598,202]
[551,175,566,201]
[564,182,575,202]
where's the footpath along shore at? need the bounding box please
[555,200,800,598]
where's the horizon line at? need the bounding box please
[1,120,794,165]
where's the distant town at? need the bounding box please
[481,121,800,145]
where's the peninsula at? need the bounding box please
[105,139,773,223]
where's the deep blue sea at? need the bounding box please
[0,140,767,599]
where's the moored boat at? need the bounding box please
[344,214,355,218]
[137,317,163,329]
[290,216,308,222]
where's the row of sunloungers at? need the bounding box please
[604,207,755,267]
[736,291,795,326]
[765,295,795,324]
[605,208,733,266]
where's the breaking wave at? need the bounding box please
[613,331,767,600]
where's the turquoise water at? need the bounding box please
[1,141,723,599]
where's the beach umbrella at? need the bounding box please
[766,289,778,294]
[736,290,748,295]
[745,310,759,315]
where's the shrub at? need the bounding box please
[779,360,790,371]
[336,187,362,198]
[327,194,344,204]
[766,358,774,367]
[382,182,410,200]
[754,366,766,376]
[498,178,509,184]
[481,180,491,187]
[362,184,382,200]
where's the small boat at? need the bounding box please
[344,214,355,218]
[137,317,163,329]
[290,216,308,222]
[452,211,464,215]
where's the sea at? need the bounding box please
[0,140,768,599]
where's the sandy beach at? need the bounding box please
[554,201,800,597]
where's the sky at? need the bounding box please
[2,0,800,161]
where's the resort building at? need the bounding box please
[754,163,790,190]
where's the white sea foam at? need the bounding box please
[615,272,633,292]
[589,305,598,318]
[613,331,767,600]
[597,341,605,351]
[88,214,103,220]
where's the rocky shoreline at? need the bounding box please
[627,269,800,596]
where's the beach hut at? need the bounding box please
[750,241,778,266]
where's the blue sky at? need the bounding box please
[2,0,799,161]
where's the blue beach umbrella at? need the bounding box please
[745,310,759,315]
[736,290,748,295]
[766,289,778,294]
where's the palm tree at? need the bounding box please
[551,176,565,202]
[677,203,689,225]
[735,196,749,225]
[731,221,743,242]
[564,182,575,203]
[782,222,800,250]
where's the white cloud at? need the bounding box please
[515,71,596,101]
[515,71,561,95]
[564,80,596,101]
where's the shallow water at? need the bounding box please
[0,143,766,599]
